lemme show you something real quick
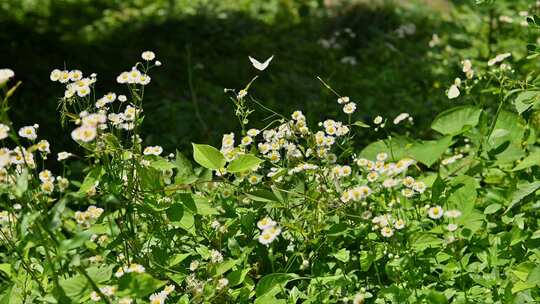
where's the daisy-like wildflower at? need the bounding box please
[217,278,229,290]
[71,125,97,142]
[210,249,223,263]
[381,227,394,237]
[248,175,261,184]
[394,219,406,230]
[118,95,127,102]
[241,136,253,146]
[18,126,38,140]
[39,170,54,183]
[447,223,458,232]
[373,116,383,125]
[428,33,440,48]
[141,51,156,61]
[257,217,276,230]
[337,96,349,104]
[0,68,14,84]
[189,260,199,271]
[0,124,10,140]
[428,205,444,219]
[69,70,83,81]
[143,146,163,156]
[343,102,357,114]
[149,292,167,304]
[258,228,279,245]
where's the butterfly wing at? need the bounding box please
[249,56,264,70]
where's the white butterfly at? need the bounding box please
[249,55,274,71]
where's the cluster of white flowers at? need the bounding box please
[372,214,406,237]
[74,205,104,227]
[50,69,97,98]
[395,23,416,38]
[340,185,372,203]
[149,284,175,304]
[116,68,151,85]
[38,169,55,194]
[288,163,319,175]
[114,263,146,278]
[257,216,282,245]
[209,249,223,263]
[462,59,474,79]
[90,285,117,302]
[318,28,356,50]
[71,111,106,142]
[428,33,441,48]
[337,96,357,114]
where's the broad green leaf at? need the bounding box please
[431,105,482,135]
[512,150,540,171]
[213,259,238,276]
[227,154,263,173]
[0,285,23,304]
[192,143,226,170]
[484,203,502,214]
[333,248,350,263]
[150,158,176,171]
[513,90,540,114]
[504,181,540,214]
[359,137,411,161]
[166,203,195,234]
[256,273,298,297]
[407,136,453,167]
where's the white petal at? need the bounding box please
[447,85,460,99]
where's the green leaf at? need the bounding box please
[174,150,197,184]
[427,291,448,304]
[333,248,350,263]
[59,231,92,253]
[227,154,263,173]
[13,169,28,198]
[514,91,540,114]
[512,150,540,171]
[484,203,502,214]
[78,167,104,195]
[0,285,23,304]
[407,136,453,167]
[431,106,482,135]
[192,143,226,170]
[504,181,540,214]
[352,120,370,128]
[227,267,250,286]
[213,259,238,276]
[256,273,299,297]
[150,158,176,171]
[166,203,195,234]
[118,273,166,298]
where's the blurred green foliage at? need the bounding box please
[0,0,537,155]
